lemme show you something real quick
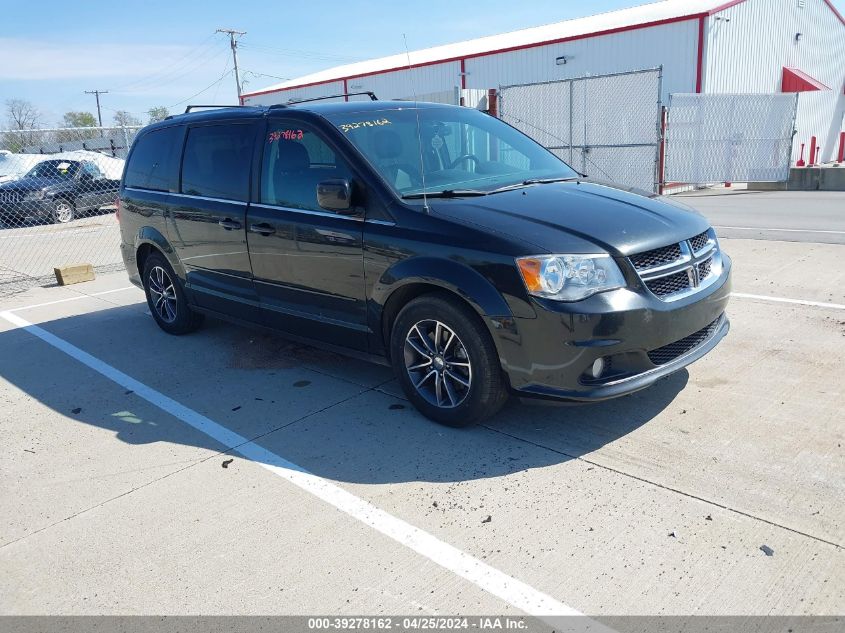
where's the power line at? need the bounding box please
[111,46,229,96]
[241,69,291,82]
[167,64,235,109]
[109,33,220,93]
[216,28,245,99]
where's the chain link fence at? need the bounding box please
[665,93,798,184]
[499,68,664,193]
[0,126,139,296]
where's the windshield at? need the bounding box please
[25,160,80,180]
[325,106,578,197]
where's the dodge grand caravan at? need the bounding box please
[118,98,731,426]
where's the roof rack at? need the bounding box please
[282,91,379,106]
[183,104,242,114]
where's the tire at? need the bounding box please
[52,199,75,224]
[142,251,204,335]
[390,293,509,427]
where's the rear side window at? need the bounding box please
[124,126,182,192]
[181,124,252,201]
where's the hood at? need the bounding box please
[430,180,710,256]
[0,176,66,192]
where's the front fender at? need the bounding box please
[374,256,514,319]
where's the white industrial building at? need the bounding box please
[242,0,845,166]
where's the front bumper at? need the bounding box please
[495,255,732,402]
[0,199,51,223]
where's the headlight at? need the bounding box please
[25,190,46,200]
[516,254,625,301]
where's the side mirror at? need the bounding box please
[317,179,354,214]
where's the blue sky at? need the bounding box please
[1,0,843,126]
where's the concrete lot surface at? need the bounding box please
[0,213,121,290]
[1,234,843,616]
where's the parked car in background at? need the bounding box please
[119,100,731,426]
[0,158,120,225]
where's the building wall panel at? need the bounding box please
[465,19,700,101]
[243,81,346,107]
[344,62,462,101]
[705,0,845,161]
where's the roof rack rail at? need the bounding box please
[183,104,242,114]
[283,91,379,106]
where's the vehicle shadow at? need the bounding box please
[0,303,687,485]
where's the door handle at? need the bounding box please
[249,223,276,236]
[218,218,242,230]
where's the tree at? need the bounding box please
[113,110,142,128]
[55,111,98,144]
[3,99,42,152]
[147,106,169,124]
[5,99,41,130]
[62,111,98,128]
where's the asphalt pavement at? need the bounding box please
[677,190,845,245]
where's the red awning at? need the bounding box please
[782,67,830,92]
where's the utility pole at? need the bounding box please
[216,28,246,100]
[84,89,108,127]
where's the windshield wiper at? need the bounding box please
[522,177,580,185]
[488,177,580,194]
[402,189,489,199]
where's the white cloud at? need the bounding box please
[0,38,203,80]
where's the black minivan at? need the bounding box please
[118,98,731,426]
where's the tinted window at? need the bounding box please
[181,124,252,201]
[26,160,80,179]
[124,126,182,192]
[261,121,352,210]
[325,107,577,196]
[81,161,103,179]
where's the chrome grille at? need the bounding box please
[0,191,21,204]
[689,231,711,254]
[628,229,721,302]
[630,244,682,271]
[646,270,692,297]
[648,316,723,366]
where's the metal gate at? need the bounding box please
[499,68,663,193]
[665,93,798,184]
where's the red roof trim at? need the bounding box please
[242,13,707,99]
[695,16,706,92]
[708,0,845,26]
[244,0,845,100]
[822,0,845,26]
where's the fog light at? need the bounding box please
[590,358,605,379]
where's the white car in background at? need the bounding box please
[0,150,34,183]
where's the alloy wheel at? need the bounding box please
[54,202,74,223]
[404,319,472,408]
[148,266,178,324]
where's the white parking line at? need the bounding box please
[715,226,845,235]
[6,286,137,312]
[732,293,845,310]
[0,226,114,239]
[0,308,590,622]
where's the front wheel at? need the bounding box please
[142,251,203,335]
[390,294,509,427]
